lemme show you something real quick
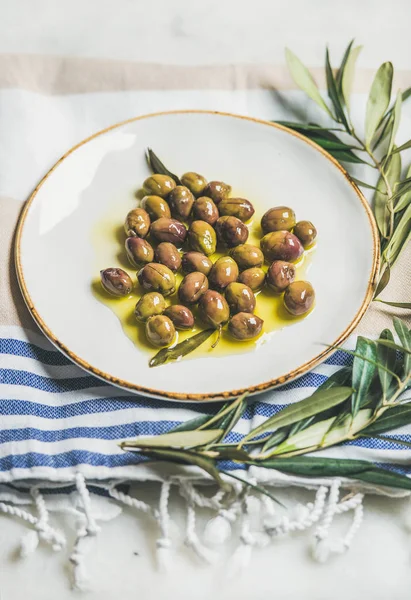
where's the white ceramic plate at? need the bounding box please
[15,111,379,401]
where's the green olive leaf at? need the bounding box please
[146,148,181,185]
[317,366,353,390]
[267,416,337,456]
[394,317,411,374]
[374,264,391,298]
[120,429,223,450]
[341,45,363,108]
[351,337,377,417]
[377,329,397,400]
[274,121,342,134]
[215,395,248,443]
[336,39,354,94]
[383,202,411,265]
[374,151,401,238]
[240,387,353,446]
[365,62,394,147]
[394,165,411,212]
[374,338,411,354]
[391,139,411,155]
[325,47,350,130]
[327,149,368,164]
[363,404,411,435]
[323,410,373,446]
[350,177,382,192]
[376,300,411,309]
[149,329,214,367]
[385,92,402,159]
[169,414,214,433]
[285,48,334,118]
[260,429,289,453]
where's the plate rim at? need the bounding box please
[14,109,380,402]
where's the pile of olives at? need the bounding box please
[100,169,317,350]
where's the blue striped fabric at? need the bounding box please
[1,327,411,483]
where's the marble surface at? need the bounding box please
[1,1,411,598]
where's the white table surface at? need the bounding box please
[1,1,411,598]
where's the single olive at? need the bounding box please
[164,305,195,330]
[143,174,176,198]
[266,260,296,292]
[261,206,296,234]
[209,256,239,290]
[284,281,315,316]
[181,172,208,197]
[125,237,154,267]
[137,263,176,296]
[260,231,304,263]
[142,195,171,221]
[228,313,263,340]
[154,242,181,272]
[150,218,187,246]
[225,282,256,314]
[181,251,213,276]
[238,267,266,291]
[124,208,151,238]
[218,197,255,222]
[167,185,195,220]
[134,292,166,322]
[215,216,249,247]
[294,220,317,248]
[230,244,264,270]
[203,181,232,204]
[178,271,209,304]
[198,290,230,328]
[188,220,217,256]
[100,268,133,297]
[145,315,176,347]
[192,196,219,225]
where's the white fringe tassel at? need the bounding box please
[185,502,217,564]
[312,479,341,563]
[156,481,172,573]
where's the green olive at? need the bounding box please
[134,292,166,322]
[154,242,181,272]
[143,174,176,198]
[178,271,209,304]
[164,305,195,330]
[293,221,317,248]
[192,196,219,225]
[142,195,171,221]
[181,172,208,196]
[137,263,176,296]
[198,290,230,328]
[150,218,187,246]
[218,198,255,222]
[181,252,213,276]
[230,244,264,270]
[125,237,154,267]
[238,267,266,291]
[215,216,249,247]
[266,260,296,292]
[260,231,304,263]
[145,315,176,347]
[124,208,151,238]
[168,185,195,220]
[188,220,217,256]
[261,206,296,234]
[228,313,263,340]
[225,282,256,314]
[209,256,239,290]
[203,181,232,204]
[284,281,315,316]
[100,268,133,297]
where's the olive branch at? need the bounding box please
[278,41,411,304]
[121,318,411,498]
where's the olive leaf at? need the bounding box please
[383,202,411,265]
[323,409,372,447]
[146,148,181,185]
[240,387,353,446]
[365,62,394,147]
[385,92,402,160]
[394,317,411,374]
[374,264,391,298]
[266,416,337,456]
[260,429,289,453]
[374,338,411,355]
[317,366,353,390]
[377,329,397,400]
[120,429,223,450]
[169,414,214,433]
[149,329,214,367]
[392,139,411,155]
[350,177,382,192]
[275,121,342,133]
[325,47,350,130]
[336,39,354,94]
[341,45,363,108]
[394,165,411,213]
[363,404,411,435]
[351,337,377,417]
[220,471,284,506]
[376,300,411,309]
[198,392,248,431]
[374,152,401,238]
[327,149,368,164]
[214,395,248,443]
[285,48,333,118]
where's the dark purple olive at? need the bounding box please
[266,260,296,292]
[260,231,304,263]
[192,196,219,225]
[125,237,154,267]
[150,218,187,246]
[178,272,209,304]
[168,186,195,220]
[198,290,230,328]
[154,242,181,272]
[203,181,231,204]
[215,216,249,247]
[182,252,213,276]
[164,305,195,330]
[100,268,133,297]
